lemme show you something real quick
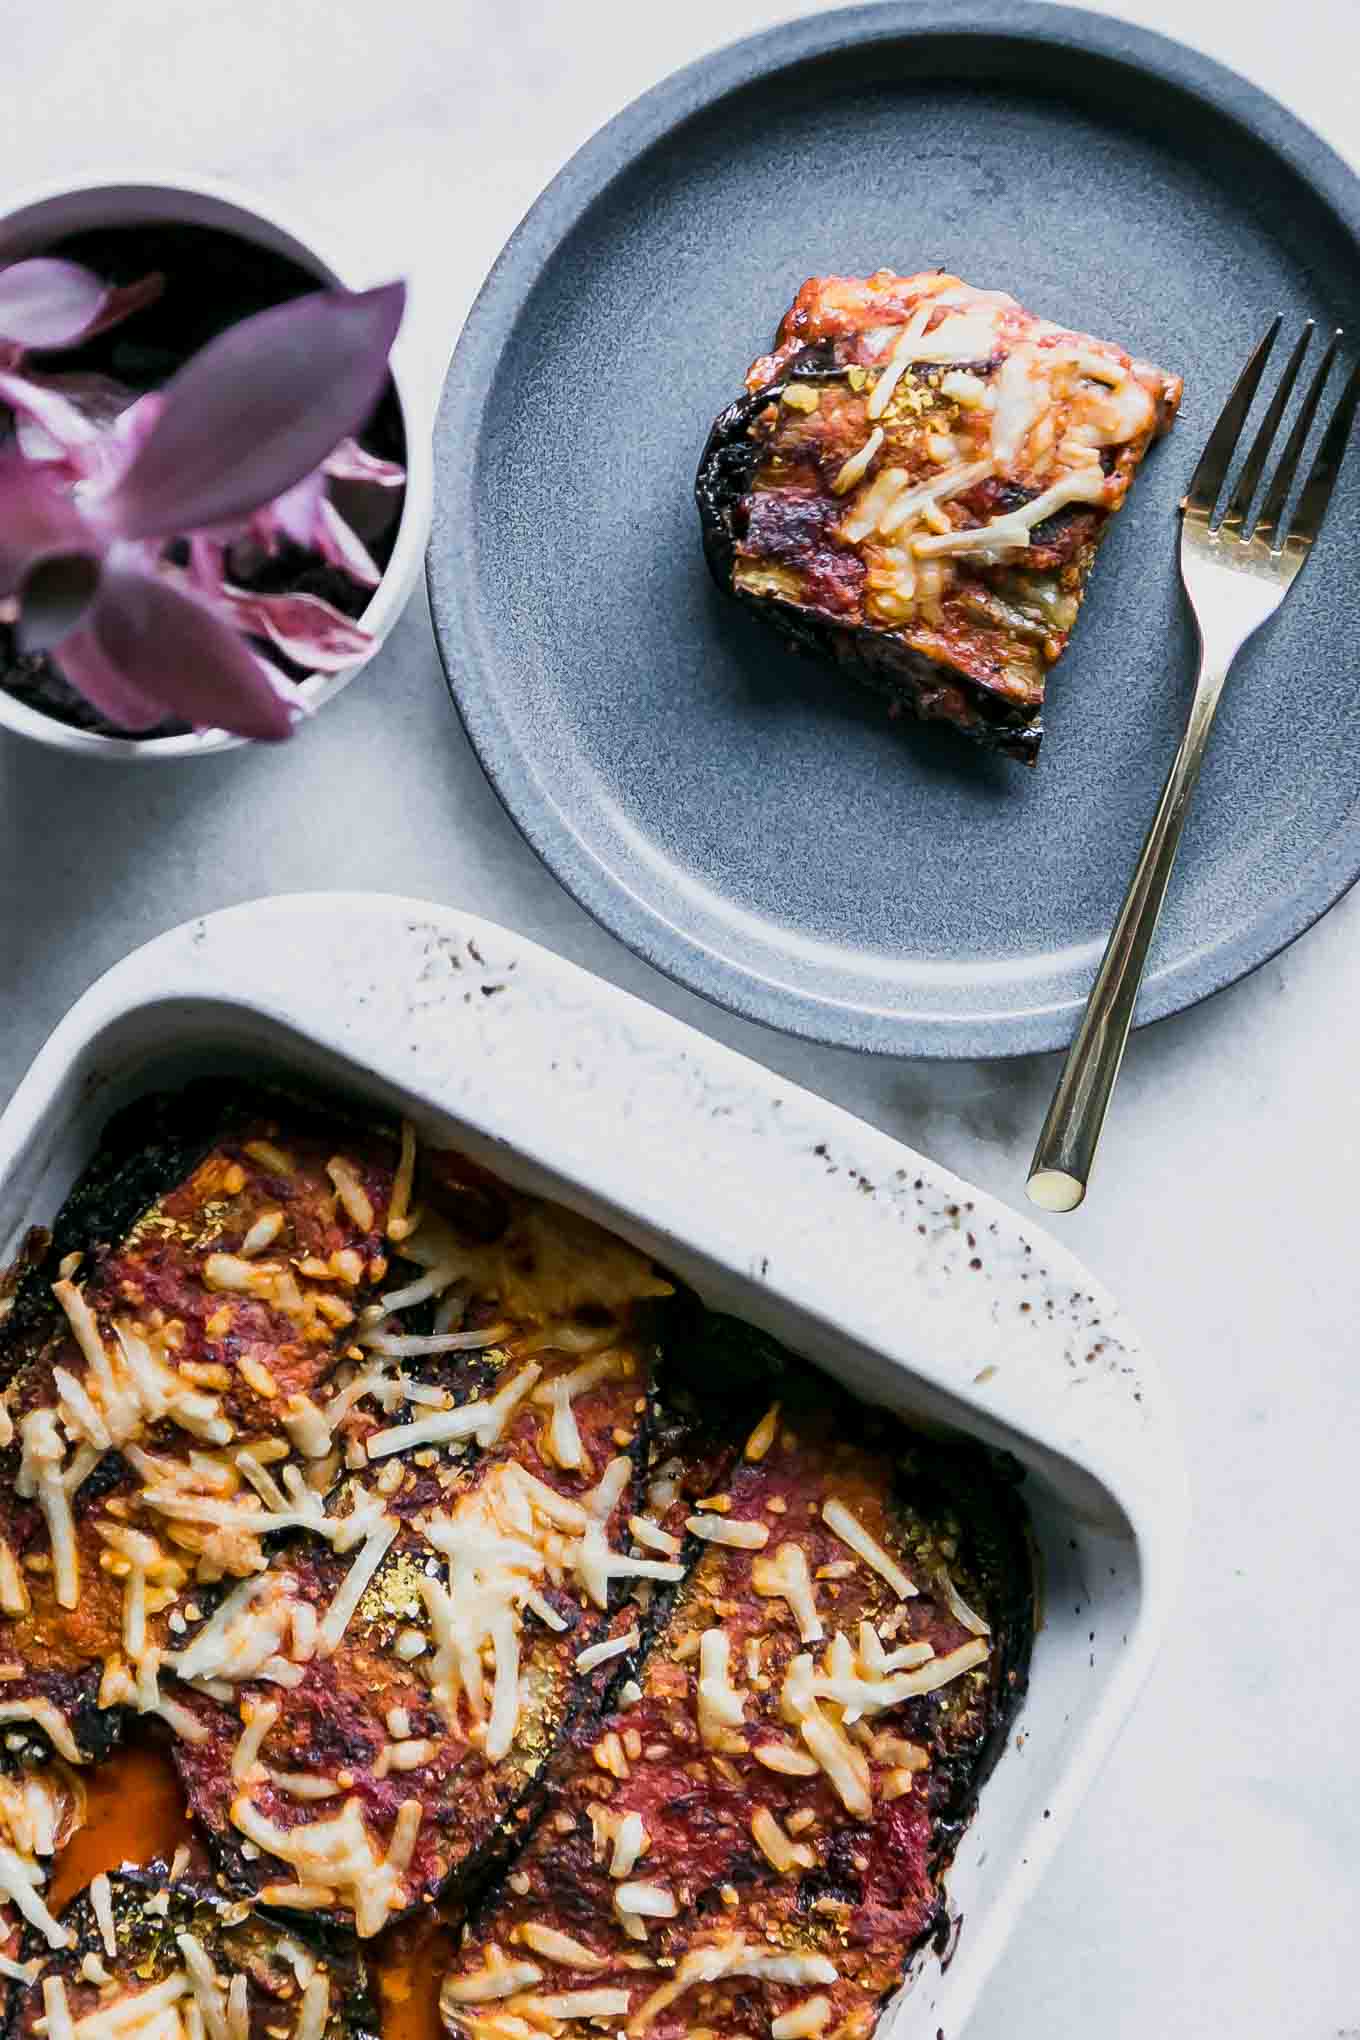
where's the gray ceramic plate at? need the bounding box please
[428,1,1360,1058]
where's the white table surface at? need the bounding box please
[2,1,1357,2032]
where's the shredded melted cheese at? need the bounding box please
[685,1513,769,1550]
[415,1460,676,1765]
[444,1955,545,2005]
[776,1625,989,1812]
[516,1925,605,1970]
[231,1794,419,1937]
[0,1764,76,1950]
[911,463,1108,561]
[752,1542,823,1643]
[696,1631,747,1753]
[821,1498,917,1600]
[0,1699,84,1765]
[365,1361,538,1460]
[772,1996,833,2038]
[766,275,1167,628]
[628,1939,838,2034]
[576,1628,638,1674]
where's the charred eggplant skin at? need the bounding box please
[0,1085,240,1392]
[0,1079,402,1389]
[695,355,1043,763]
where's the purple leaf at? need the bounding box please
[0,265,162,359]
[261,470,327,550]
[215,584,374,669]
[106,390,165,465]
[76,561,297,740]
[0,259,106,349]
[0,455,86,595]
[0,371,106,460]
[0,373,157,498]
[70,272,164,346]
[323,437,405,487]
[103,281,406,540]
[52,620,168,732]
[235,473,381,589]
[316,497,381,587]
[16,551,101,651]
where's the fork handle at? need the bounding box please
[1027,659,1229,1211]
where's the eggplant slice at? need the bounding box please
[6,1866,378,2040]
[440,1340,1032,2040]
[697,269,1181,763]
[167,1322,668,1932]
[0,1085,405,1768]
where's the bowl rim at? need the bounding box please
[0,169,433,761]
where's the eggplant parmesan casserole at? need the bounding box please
[0,1082,1033,2040]
[696,270,1183,761]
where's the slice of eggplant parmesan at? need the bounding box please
[0,1085,406,1768]
[696,268,1182,763]
[162,1183,681,1937]
[6,1866,377,2040]
[439,1352,1032,2040]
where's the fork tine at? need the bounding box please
[1280,347,1360,551]
[1219,322,1313,533]
[1183,315,1281,515]
[1256,329,1341,545]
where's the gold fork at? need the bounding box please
[1028,318,1360,1213]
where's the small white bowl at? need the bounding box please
[0,174,432,761]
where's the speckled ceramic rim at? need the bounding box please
[0,171,433,762]
[0,891,1187,2039]
[427,0,1360,1059]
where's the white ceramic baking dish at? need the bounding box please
[0,893,1186,2037]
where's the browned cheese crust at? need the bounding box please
[697,269,1182,760]
[0,1089,677,1941]
[0,1102,402,1769]
[440,1371,1031,2040]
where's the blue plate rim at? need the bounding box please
[426,0,1360,1059]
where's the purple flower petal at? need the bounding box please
[236,474,381,590]
[0,259,106,349]
[77,562,298,740]
[316,498,381,588]
[216,584,374,670]
[0,455,87,595]
[51,620,168,732]
[256,470,328,552]
[103,281,406,540]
